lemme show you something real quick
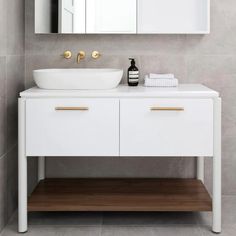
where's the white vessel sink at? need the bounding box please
[33,68,123,90]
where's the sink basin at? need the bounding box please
[33,68,123,90]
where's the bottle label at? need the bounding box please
[129,71,139,83]
[129,79,139,83]
[129,71,139,76]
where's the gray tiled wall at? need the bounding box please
[0,0,25,232]
[24,0,236,195]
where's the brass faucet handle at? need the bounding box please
[92,51,101,59]
[61,50,72,59]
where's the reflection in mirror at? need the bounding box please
[35,0,85,34]
[35,0,210,34]
[86,0,136,34]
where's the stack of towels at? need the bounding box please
[144,73,178,87]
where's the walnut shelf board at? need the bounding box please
[28,178,212,212]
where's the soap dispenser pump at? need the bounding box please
[128,58,139,86]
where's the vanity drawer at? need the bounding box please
[26,99,119,156]
[120,98,214,156]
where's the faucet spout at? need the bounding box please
[77,51,86,64]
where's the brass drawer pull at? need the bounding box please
[150,107,184,111]
[55,107,89,111]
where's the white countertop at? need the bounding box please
[20,84,219,98]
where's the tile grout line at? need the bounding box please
[0,143,17,160]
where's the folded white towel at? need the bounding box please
[144,77,178,87]
[149,73,175,79]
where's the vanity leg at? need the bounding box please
[197,156,204,183]
[18,99,28,233]
[212,98,222,233]
[38,156,45,181]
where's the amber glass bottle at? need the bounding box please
[127,58,139,86]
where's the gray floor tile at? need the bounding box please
[101,226,156,236]
[59,226,101,236]
[7,211,103,226]
[1,224,101,236]
[29,212,103,226]
[200,224,236,236]
[1,224,61,236]
[101,225,202,236]
[102,212,198,226]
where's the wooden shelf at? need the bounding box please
[28,178,212,212]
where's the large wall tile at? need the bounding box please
[46,157,195,178]
[6,146,18,220]
[222,158,236,194]
[7,0,25,55]
[186,55,236,86]
[222,136,236,161]
[25,34,190,57]
[1,0,25,231]
[0,155,7,231]
[6,56,24,149]
[27,158,38,195]
[0,57,6,96]
[0,57,7,157]
[140,55,187,83]
[0,97,6,157]
[0,0,7,56]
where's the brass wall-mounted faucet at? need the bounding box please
[77,51,86,64]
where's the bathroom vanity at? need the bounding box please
[18,84,221,233]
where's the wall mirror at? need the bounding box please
[35,0,210,34]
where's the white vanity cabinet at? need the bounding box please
[26,99,119,156]
[120,98,213,156]
[18,85,221,233]
[86,0,137,34]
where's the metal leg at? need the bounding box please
[197,156,204,183]
[18,99,27,233]
[38,156,45,181]
[212,98,221,233]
